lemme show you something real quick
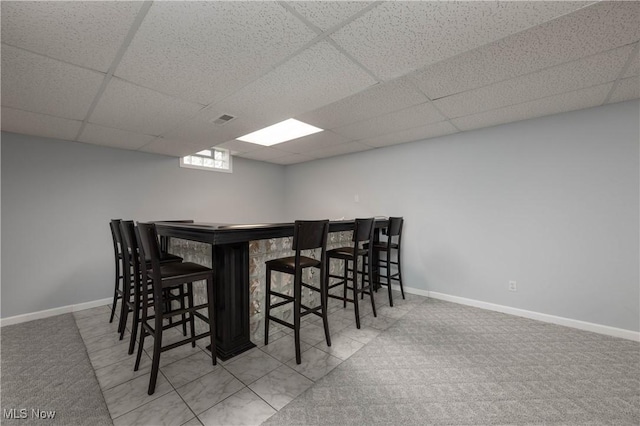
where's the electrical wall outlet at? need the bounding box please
[354,194,360,203]
[508,281,517,292]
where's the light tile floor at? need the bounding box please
[74,290,426,426]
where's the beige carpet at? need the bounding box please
[1,314,113,425]
[264,299,640,425]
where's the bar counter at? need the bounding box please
[155,219,388,360]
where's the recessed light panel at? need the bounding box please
[236,118,323,146]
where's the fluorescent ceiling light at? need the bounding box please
[236,118,323,146]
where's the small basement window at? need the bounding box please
[180,147,232,173]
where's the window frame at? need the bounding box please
[180,147,233,173]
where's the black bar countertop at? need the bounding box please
[155,218,388,245]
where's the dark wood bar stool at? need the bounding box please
[119,220,184,354]
[264,220,331,364]
[327,218,377,329]
[109,219,124,325]
[135,222,216,395]
[366,217,405,306]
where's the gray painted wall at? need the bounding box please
[1,132,286,317]
[284,101,640,331]
[2,101,638,331]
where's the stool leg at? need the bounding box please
[386,250,393,307]
[293,272,302,364]
[366,254,377,317]
[360,256,367,300]
[119,271,130,339]
[342,259,348,308]
[397,247,405,299]
[187,283,196,348]
[264,268,271,346]
[352,259,361,329]
[148,313,163,395]
[110,257,120,323]
[134,290,148,372]
[180,285,187,336]
[128,276,140,355]
[320,266,331,347]
[206,277,217,366]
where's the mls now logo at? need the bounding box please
[3,409,27,419]
[3,408,56,419]
[31,409,56,419]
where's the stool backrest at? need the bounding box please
[136,222,163,288]
[292,220,329,251]
[110,219,123,253]
[388,217,403,237]
[120,220,141,276]
[352,218,375,244]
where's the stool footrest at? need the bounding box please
[268,315,294,330]
[161,331,211,353]
[269,299,293,309]
[163,303,208,318]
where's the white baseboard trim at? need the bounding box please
[0,297,112,327]
[427,290,640,342]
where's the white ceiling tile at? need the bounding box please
[158,110,266,152]
[608,77,640,104]
[89,78,204,136]
[333,102,446,140]
[137,137,204,158]
[268,153,316,165]
[236,147,291,161]
[1,45,104,120]
[359,121,458,148]
[1,107,81,141]
[213,41,376,126]
[78,123,155,150]
[273,131,352,154]
[452,82,612,131]
[307,141,373,159]
[1,1,142,72]
[331,1,592,80]
[412,1,640,99]
[214,139,263,156]
[285,1,374,31]
[115,1,318,105]
[434,45,632,119]
[297,77,427,129]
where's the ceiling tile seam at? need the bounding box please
[407,0,603,79]
[0,105,85,124]
[280,1,384,39]
[407,80,462,133]
[345,117,453,144]
[427,41,640,103]
[602,41,640,105]
[139,1,384,148]
[147,20,357,144]
[73,0,154,142]
[278,1,382,81]
[0,42,107,75]
[447,79,619,123]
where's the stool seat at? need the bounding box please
[327,218,377,329]
[153,252,183,264]
[364,217,405,306]
[136,222,216,395]
[264,220,331,365]
[327,247,367,258]
[364,242,398,251]
[155,262,213,281]
[119,220,186,354]
[266,256,320,271]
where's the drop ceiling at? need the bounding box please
[1,1,638,165]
